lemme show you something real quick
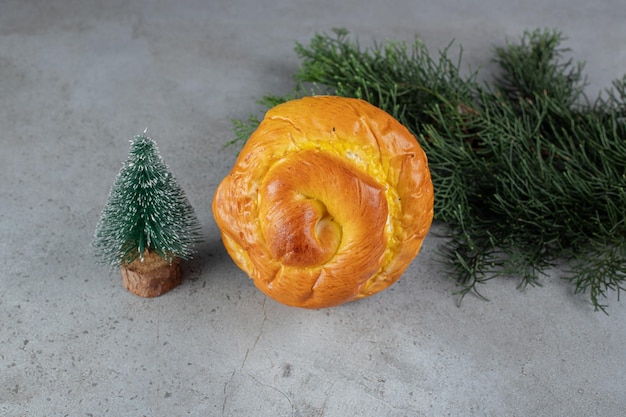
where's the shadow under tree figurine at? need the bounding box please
[93,131,202,297]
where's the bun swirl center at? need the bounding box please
[260,150,387,271]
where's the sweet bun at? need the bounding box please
[213,96,434,308]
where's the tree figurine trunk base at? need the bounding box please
[121,251,182,298]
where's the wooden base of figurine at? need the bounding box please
[121,251,182,298]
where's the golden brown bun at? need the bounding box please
[213,96,434,308]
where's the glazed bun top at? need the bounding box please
[213,96,434,308]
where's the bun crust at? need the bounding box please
[213,96,434,308]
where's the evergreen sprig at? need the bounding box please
[93,133,202,268]
[231,28,626,312]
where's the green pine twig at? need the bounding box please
[230,28,626,312]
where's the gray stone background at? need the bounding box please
[1,0,625,416]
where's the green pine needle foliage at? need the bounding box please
[231,28,626,312]
[93,133,202,268]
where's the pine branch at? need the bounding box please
[230,28,626,311]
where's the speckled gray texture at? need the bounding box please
[1,1,625,416]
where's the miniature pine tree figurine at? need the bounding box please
[93,131,202,297]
